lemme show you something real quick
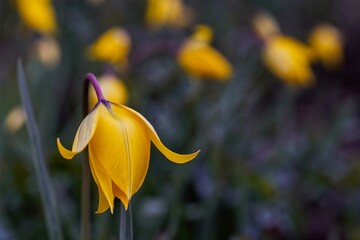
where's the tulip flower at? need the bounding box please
[145,0,191,29]
[57,73,199,212]
[34,36,61,68]
[16,0,57,35]
[263,35,315,86]
[87,28,131,66]
[308,23,343,69]
[252,12,315,86]
[177,25,233,81]
[4,106,26,134]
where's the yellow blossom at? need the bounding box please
[3,106,26,134]
[87,28,131,66]
[88,74,128,110]
[191,25,213,43]
[16,0,57,35]
[252,11,280,41]
[145,0,192,29]
[308,23,343,69]
[263,35,315,86]
[57,73,199,213]
[33,36,61,68]
[177,25,233,81]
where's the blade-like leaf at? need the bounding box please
[17,59,63,240]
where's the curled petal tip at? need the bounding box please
[122,201,129,211]
[166,149,201,164]
[57,138,76,160]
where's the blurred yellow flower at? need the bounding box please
[3,106,26,134]
[145,0,192,29]
[33,36,61,68]
[308,23,343,69]
[177,26,233,81]
[87,28,131,66]
[88,74,128,110]
[191,25,213,43]
[252,11,280,41]
[263,35,315,86]
[57,73,199,213]
[16,0,57,35]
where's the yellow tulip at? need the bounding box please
[190,25,213,43]
[87,28,131,66]
[252,11,280,41]
[263,35,315,86]
[177,25,233,81]
[88,74,128,110]
[4,106,26,134]
[145,0,191,29]
[308,23,343,69]
[57,73,199,212]
[34,36,61,68]
[16,0,57,35]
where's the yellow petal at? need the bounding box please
[57,106,99,160]
[145,0,191,29]
[252,11,280,40]
[4,105,26,134]
[34,36,61,68]
[16,0,57,35]
[89,145,115,213]
[308,23,343,69]
[87,27,130,66]
[89,104,151,204]
[113,104,200,164]
[112,182,129,210]
[57,138,77,159]
[263,35,315,86]
[96,187,110,214]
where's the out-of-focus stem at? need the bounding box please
[119,203,133,240]
[81,77,91,240]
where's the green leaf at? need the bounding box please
[17,59,63,240]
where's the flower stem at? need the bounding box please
[81,77,92,240]
[85,73,105,102]
[119,203,133,240]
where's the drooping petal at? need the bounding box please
[57,107,99,160]
[95,186,110,214]
[112,182,129,210]
[89,103,151,206]
[89,144,115,213]
[113,104,200,164]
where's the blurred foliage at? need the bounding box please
[1,0,360,239]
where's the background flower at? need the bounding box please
[15,0,57,35]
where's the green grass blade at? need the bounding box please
[17,59,63,240]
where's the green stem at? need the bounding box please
[119,203,133,240]
[81,156,91,240]
[81,78,92,240]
